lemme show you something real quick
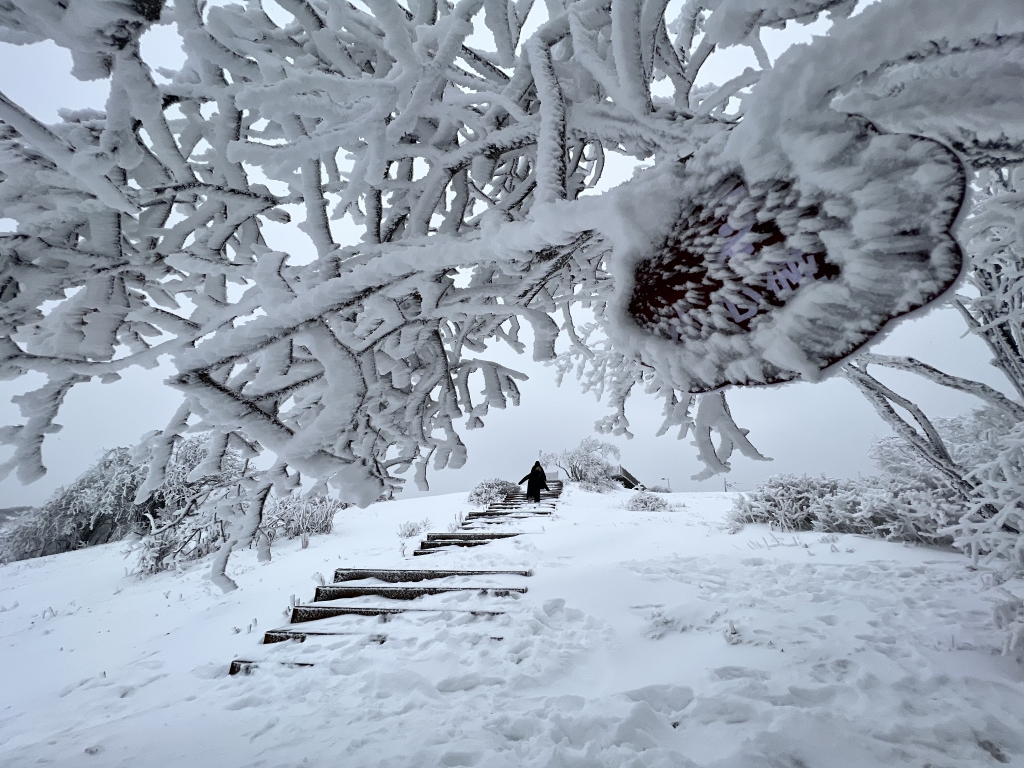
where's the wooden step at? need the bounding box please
[289,604,504,623]
[473,506,553,513]
[229,658,317,673]
[462,519,536,526]
[262,629,389,645]
[415,539,494,550]
[333,568,532,583]
[467,510,550,519]
[424,532,520,541]
[313,584,527,601]
[486,505,555,510]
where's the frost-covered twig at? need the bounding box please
[4,0,1024,587]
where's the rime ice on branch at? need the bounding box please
[1,0,1024,586]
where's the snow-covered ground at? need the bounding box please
[0,487,1022,767]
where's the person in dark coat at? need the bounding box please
[519,461,549,504]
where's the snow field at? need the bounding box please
[0,487,1022,767]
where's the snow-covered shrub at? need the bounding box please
[131,439,246,575]
[626,491,671,512]
[646,485,671,494]
[397,520,431,540]
[994,595,1024,664]
[735,408,1023,576]
[0,436,243,568]
[579,477,620,494]
[134,518,227,577]
[868,410,1021,571]
[0,448,150,563]
[262,496,347,541]
[946,420,1024,576]
[467,479,518,508]
[729,474,960,544]
[544,439,620,484]
[832,167,1024,580]
[731,475,870,534]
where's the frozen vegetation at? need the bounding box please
[1,0,1024,760]
[1,0,1023,585]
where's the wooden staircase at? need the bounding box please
[229,480,563,674]
[414,480,562,553]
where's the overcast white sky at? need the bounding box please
[0,7,1012,507]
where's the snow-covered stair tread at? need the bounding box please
[289,604,506,623]
[312,584,527,601]
[424,532,521,541]
[332,568,533,582]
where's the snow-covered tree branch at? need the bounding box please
[2,0,1024,586]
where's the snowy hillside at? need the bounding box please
[0,487,1022,767]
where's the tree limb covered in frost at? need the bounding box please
[0,0,836,490]
[840,362,978,499]
[837,164,1024,576]
[955,167,1024,401]
[2,0,1024,586]
[856,353,1024,422]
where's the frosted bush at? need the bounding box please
[0,448,149,563]
[994,595,1024,664]
[397,519,432,540]
[263,496,347,541]
[131,438,246,575]
[1,438,235,565]
[733,408,1024,582]
[869,410,1022,573]
[579,478,621,494]
[544,439,620,483]
[138,489,347,575]
[626,492,671,512]
[646,485,671,494]
[467,479,518,508]
[134,518,226,576]
[729,474,960,544]
[946,420,1024,576]
[731,475,873,535]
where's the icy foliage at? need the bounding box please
[995,595,1024,664]
[578,477,620,493]
[134,517,226,575]
[624,490,671,512]
[0,448,149,563]
[131,437,249,576]
[543,437,618,483]
[396,518,431,540]
[837,167,1024,576]
[467,478,517,507]
[262,495,346,540]
[729,474,959,544]
[957,168,1024,403]
[949,420,1024,576]
[0,437,232,564]
[2,0,1024,586]
[733,409,1022,564]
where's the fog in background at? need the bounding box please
[0,11,1011,508]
